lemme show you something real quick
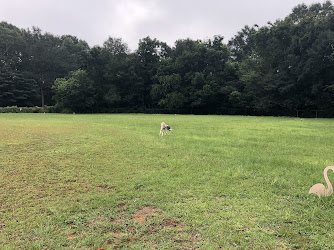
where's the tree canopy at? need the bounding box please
[0,1,333,116]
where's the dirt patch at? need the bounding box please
[107,231,134,248]
[132,206,161,223]
[67,233,78,240]
[131,206,186,230]
[116,203,127,209]
[107,205,201,248]
[133,214,146,223]
[96,183,116,191]
[80,182,89,191]
[106,230,126,239]
[145,241,158,248]
[110,218,124,224]
[88,215,109,226]
[162,218,185,229]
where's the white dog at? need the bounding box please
[159,122,172,136]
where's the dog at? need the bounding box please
[159,122,172,136]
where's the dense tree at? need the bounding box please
[84,37,136,112]
[0,22,39,106]
[22,28,61,106]
[151,36,235,113]
[0,67,38,107]
[52,69,95,113]
[0,1,333,116]
[229,1,334,115]
[136,36,172,109]
[21,28,90,106]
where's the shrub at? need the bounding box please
[0,106,54,113]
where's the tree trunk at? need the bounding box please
[41,87,45,107]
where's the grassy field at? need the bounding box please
[1,113,334,249]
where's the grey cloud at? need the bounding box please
[0,0,320,51]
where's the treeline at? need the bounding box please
[1,1,334,115]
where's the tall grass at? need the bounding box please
[1,113,334,248]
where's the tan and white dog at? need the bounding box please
[159,122,172,136]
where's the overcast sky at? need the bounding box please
[0,0,324,51]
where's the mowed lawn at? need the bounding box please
[1,113,334,249]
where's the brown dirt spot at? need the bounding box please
[162,218,185,228]
[79,182,89,191]
[116,203,127,209]
[132,206,161,223]
[133,214,146,223]
[145,241,158,248]
[276,238,290,249]
[88,215,108,226]
[106,231,125,239]
[107,232,134,248]
[96,183,107,190]
[215,195,229,199]
[67,233,78,240]
[88,219,96,226]
[111,218,124,224]
[265,227,275,233]
[191,233,200,243]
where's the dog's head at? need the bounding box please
[166,125,172,131]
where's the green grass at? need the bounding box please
[1,113,334,249]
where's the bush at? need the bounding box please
[0,106,55,113]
